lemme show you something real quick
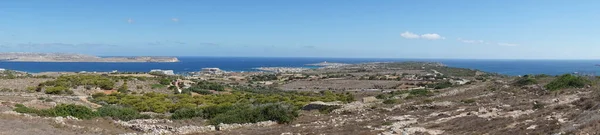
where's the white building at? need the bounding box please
[0,68,5,72]
[150,69,175,76]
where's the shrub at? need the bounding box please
[26,87,37,93]
[461,99,476,104]
[188,81,226,91]
[545,74,591,91]
[151,84,166,89]
[409,89,432,97]
[317,105,341,114]
[427,81,453,89]
[172,108,204,120]
[44,86,70,95]
[39,75,115,90]
[514,77,537,86]
[208,103,298,125]
[118,83,129,93]
[14,104,41,114]
[383,99,400,104]
[44,104,98,119]
[97,105,149,121]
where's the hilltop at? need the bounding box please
[0,53,179,63]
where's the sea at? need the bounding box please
[1,57,600,76]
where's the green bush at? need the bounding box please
[188,81,226,91]
[545,74,591,91]
[409,89,432,97]
[151,84,166,89]
[383,99,400,104]
[427,81,453,89]
[44,104,98,119]
[15,104,149,120]
[461,99,476,104]
[118,83,129,93]
[97,105,149,121]
[317,105,341,114]
[16,104,99,119]
[39,75,115,90]
[208,103,298,125]
[44,86,72,95]
[14,104,41,114]
[514,77,538,86]
[171,108,204,120]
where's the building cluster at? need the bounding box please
[150,69,175,76]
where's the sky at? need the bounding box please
[1,0,600,59]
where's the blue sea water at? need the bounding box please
[1,57,599,76]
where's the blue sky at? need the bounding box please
[1,0,599,59]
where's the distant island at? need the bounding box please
[0,52,179,62]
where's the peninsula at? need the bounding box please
[0,53,179,62]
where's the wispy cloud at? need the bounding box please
[457,38,485,44]
[401,31,420,39]
[421,33,445,40]
[171,18,179,22]
[497,43,519,46]
[401,31,445,40]
[127,18,134,24]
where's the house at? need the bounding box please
[451,79,471,85]
[150,69,175,76]
[0,68,5,72]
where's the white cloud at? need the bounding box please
[401,31,445,40]
[172,18,179,22]
[127,18,134,24]
[497,43,519,46]
[457,38,485,44]
[420,33,445,40]
[401,31,420,39]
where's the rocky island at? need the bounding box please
[0,53,179,62]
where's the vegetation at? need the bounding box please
[249,74,278,81]
[186,81,225,91]
[171,103,299,125]
[15,104,98,119]
[427,81,453,89]
[97,105,150,121]
[208,103,298,125]
[383,99,400,104]
[545,74,591,91]
[15,104,149,121]
[408,89,433,97]
[39,75,115,90]
[151,84,166,89]
[376,89,433,101]
[317,105,341,114]
[44,86,73,95]
[460,99,476,104]
[91,90,353,114]
[117,82,129,93]
[514,76,538,86]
